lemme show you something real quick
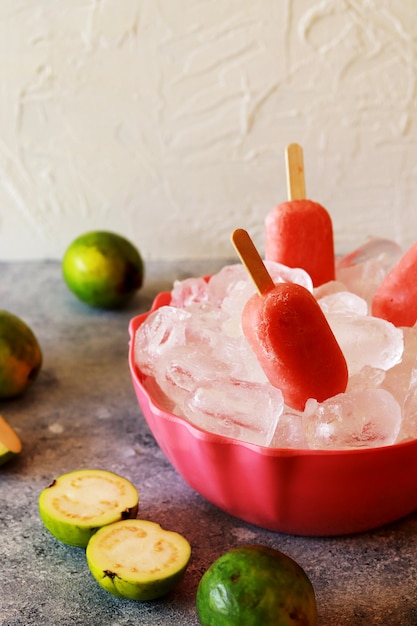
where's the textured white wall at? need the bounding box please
[1,0,417,261]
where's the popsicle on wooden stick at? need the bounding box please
[231,228,348,411]
[372,240,417,327]
[264,143,335,287]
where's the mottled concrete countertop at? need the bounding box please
[1,260,417,626]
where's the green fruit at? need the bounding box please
[38,469,139,547]
[86,519,191,600]
[0,311,42,398]
[0,415,22,465]
[62,230,144,309]
[196,545,318,626]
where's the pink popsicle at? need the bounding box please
[232,228,348,411]
[265,143,335,287]
[372,240,417,327]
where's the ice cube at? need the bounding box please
[346,365,386,393]
[303,389,402,449]
[184,379,284,446]
[382,326,417,407]
[221,278,256,321]
[399,351,417,440]
[324,306,403,376]
[314,280,348,300]
[143,375,176,412]
[337,237,403,271]
[182,302,225,347]
[401,389,417,441]
[215,332,269,384]
[207,264,250,306]
[170,276,209,307]
[318,291,368,317]
[134,306,191,375]
[154,343,229,410]
[335,238,403,306]
[270,407,308,449]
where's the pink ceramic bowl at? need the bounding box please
[128,291,417,536]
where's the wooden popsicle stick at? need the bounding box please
[231,228,275,296]
[285,143,306,200]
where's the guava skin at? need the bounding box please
[62,231,144,309]
[196,545,318,626]
[89,559,189,601]
[0,311,42,398]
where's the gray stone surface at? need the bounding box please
[1,259,417,626]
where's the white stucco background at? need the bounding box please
[1,0,417,261]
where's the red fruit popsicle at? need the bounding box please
[265,143,335,287]
[372,240,417,327]
[232,228,348,411]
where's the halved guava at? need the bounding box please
[86,519,191,600]
[38,469,139,548]
[0,415,22,466]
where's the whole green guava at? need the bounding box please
[0,311,42,398]
[196,544,318,626]
[62,230,144,309]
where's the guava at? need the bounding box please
[0,311,42,398]
[38,469,139,547]
[86,519,191,601]
[62,230,144,309]
[0,415,22,465]
[196,544,318,626]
